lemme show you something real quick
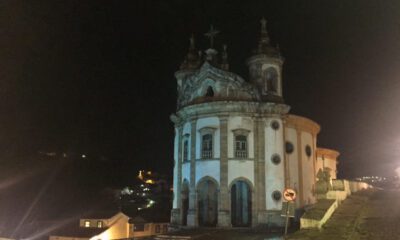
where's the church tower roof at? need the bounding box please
[180,34,202,70]
[253,18,281,58]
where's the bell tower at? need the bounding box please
[247,18,284,102]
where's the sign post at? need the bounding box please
[281,188,297,238]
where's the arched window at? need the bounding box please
[235,135,247,158]
[265,67,278,93]
[183,139,189,162]
[201,134,213,159]
[205,86,214,97]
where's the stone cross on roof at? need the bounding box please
[204,25,219,48]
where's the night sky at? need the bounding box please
[1,0,400,229]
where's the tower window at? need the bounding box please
[235,135,247,158]
[264,67,278,93]
[183,139,189,162]
[205,86,214,97]
[201,134,213,159]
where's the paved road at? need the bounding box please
[356,189,400,239]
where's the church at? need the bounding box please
[170,19,339,228]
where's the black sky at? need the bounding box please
[1,0,400,225]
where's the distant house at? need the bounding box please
[49,211,169,240]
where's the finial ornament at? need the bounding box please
[221,44,229,70]
[260,17,267,33]
[259,17,270,44]
[204,25,220,48]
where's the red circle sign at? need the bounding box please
[283,188,296,201]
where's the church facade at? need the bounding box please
[170,20,338,228]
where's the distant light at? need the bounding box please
[145,179,155,184]
[82,154,86,158]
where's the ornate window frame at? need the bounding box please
[232,128,250,159]
[199,127,217,159]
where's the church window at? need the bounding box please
[285,141,294,154]
[235,135,247,158]
[271,154,281,165]
[201,134,213,159]
[270,120,280,130]
[272,190,282,201]
[265,67,278,93]
[305,145,312,157]
[183,139,189,162]
[205,86,214,97]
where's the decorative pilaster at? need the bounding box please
[176,126,184,224]
[218,116,230,227]
[311,133,317,198]
[297,130,304,206]
[187,119,198,227]
[282,119,290,188]
[171,125,183,226]
[254,118,266,225]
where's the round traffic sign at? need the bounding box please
[283,188,296,201]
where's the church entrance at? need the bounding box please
[197,179,218,227]
[231,180,252,227]
[181,180,189,226]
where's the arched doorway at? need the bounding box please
[231,180,252,227]
[181,180,189,226]
[197,179,218,227]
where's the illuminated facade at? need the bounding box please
[170,19,339,227]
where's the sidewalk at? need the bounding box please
[288,190,374,240]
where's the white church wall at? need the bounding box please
[227,116,254,159]
[285,127,300,206]
[301,131,316,205]
[265,118,285,210]
[196,117,220,159]
[195,161,220,185]
[173,128,179,208]
[228,160,254,187]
